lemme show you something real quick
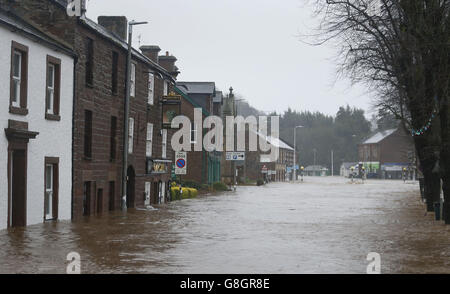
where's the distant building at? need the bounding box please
[304,165,329,177]
[358,126,415,179]
[245,133,294,183]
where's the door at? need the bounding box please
[11,150,27,227]
[45,164,53,220]
[144,182,151,206]
[126,166,135,208]
[97,189,103,214]
[161,182,166,204]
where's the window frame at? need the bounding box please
[111,51,119,95]
[190,122,198,144]
[162,129,167,158]
[148,73,154,105]
[45,55,61,121]
[130,62,136,97]
[84,110,93,160]
[110,116,117,161]
[128,117,134,154]
[163,80,169,96]
[85,37,94,87]
[10,41,29,115]
[146,123,153,158]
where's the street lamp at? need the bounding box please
[293,125,304,181]
[122,20,148,211]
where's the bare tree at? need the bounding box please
[306,0,450,221]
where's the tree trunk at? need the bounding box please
[440,100,450,224]
[415,137,440,212]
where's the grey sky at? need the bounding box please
[86,0,374,117]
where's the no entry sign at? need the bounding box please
[175,151,187,175]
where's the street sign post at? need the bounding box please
[175,151,187,175]
[226,152,245,161]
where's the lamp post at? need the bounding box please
[122,20,148,211]
[293,126,304,181]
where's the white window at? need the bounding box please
[148,73,154,105]
[12,50,21,107]
[162,129,167,158]
[190,123,198,144]
[46,64,55,114]
[130,63,136,97]
[45,164,53,220]
[144,182,151,206]
[146,123,153,157]
[163,80,169,96]
[128,118,134,154]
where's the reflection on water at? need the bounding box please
[1,177,449,274]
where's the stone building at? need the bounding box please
[0,8,75,229]
[175,81,221,185]
[358,126,415,179]
[2,0,177,219]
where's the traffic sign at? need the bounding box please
[226,151,245,161]
[175,151,187,175]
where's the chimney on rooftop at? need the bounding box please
[97,16,128,41]
[140,45,161,63]
[159,51,180,79]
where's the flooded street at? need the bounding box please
[1,177,450,274]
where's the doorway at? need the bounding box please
[10,149,27,227]
[126,166,135,208]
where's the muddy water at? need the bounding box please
[1,177,449,274]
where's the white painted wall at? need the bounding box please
[0,26,74,230]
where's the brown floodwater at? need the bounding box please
[1,177,449,274]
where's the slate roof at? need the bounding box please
[363,129,397,144]
[176,82,216,94]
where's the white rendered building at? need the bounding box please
[0,11,75,229]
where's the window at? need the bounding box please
[46,56,61,120]
[191,123,198,144]
[148,73,154,105]
[146,123,153,157]
[163,80,169,96]
[12,51,21,108]
[110,116,117,161]
[44,157,59,221]
[130,63,136,97]
[84,110,93,159]
[10,41,28,114]
[85,37,94,86]
[128,117,134,154]
[112,51,118,95]
[162,129,167,158]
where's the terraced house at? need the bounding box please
[0,8,75,229]
[1,0,178,221]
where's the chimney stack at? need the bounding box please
[97,16,128,41]
[140,45,161,63]
[158,52,180,79]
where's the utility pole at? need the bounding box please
[293,126,303,181]
[122,20,148,211]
